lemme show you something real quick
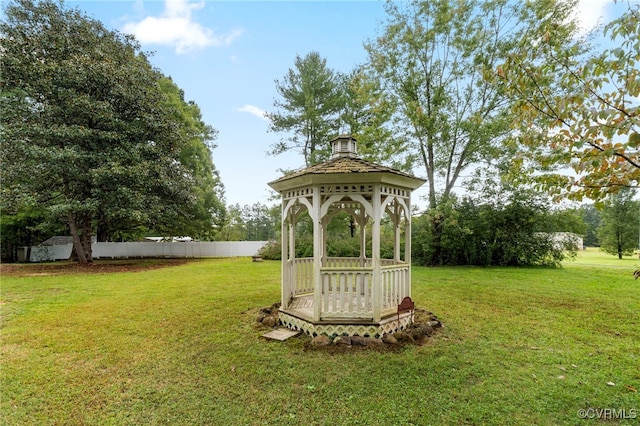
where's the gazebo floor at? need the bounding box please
[279,294,413,337]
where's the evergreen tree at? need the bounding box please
[266,51,343,166]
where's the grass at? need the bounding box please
[1,251,639,425]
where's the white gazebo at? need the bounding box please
[268,135,425,337]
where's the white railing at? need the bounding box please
[320,267,374,318]
[288,258,315,295]
[323,257,371,268]
[286,257,409,319]
[381,264,409,312]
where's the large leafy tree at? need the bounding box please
[365,0,582,209]
[0,0,217,264]
[339,68,414,171]
[498,2,639,201]
[598,189,639,259]
[266,51,344,166]
[365,0,580,264]
[365,0,535,208]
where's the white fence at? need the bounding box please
[21,241,269,262]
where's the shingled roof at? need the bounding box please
[269,156,420,185]
[268,135,425,191]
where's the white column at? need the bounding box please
[394,202,401,262]
[322,217,328,267]
[289,209,297,301]
[405,197,412,297]
[281,202,288,308]
[372,185,382,322]
[312,188,322,321]
[359,215,366,266]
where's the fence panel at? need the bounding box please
[25,241,268,262]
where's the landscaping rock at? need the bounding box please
[334,336,352,346]
[262,316,278,327]
[258,302,443,352]
[410,325,434,341]
[310,335,332,347]
[393,331,415,343]
[381,334,398,345]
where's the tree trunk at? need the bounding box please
[67,212,92,265]
[96,213,110,242]
[430,215,443,266]
[81,219,93,263]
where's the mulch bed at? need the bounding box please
[0,259,190,277]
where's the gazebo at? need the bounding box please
[268,135,425,337]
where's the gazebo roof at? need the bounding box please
[268,135,426,192]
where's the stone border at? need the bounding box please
[256,302,443,351]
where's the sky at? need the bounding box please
[59,0,633,209]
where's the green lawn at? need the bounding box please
[1,253,639,425]
[569,247,638,267]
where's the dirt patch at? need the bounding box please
[0,259,191,277]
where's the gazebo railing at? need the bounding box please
[286,257,410,319]
[380,263,410,312]
[321,267,373,318]
[287,258,315,295]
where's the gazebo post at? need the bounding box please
[405,199,412,297]
[321,216,328,267]
[288,213,296,304]
[280,211,288,308]
[312,188,322,322]
[372,184,382,323]
[359,213,366,266]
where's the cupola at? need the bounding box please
[330,134,358,159]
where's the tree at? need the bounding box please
[157,77,226,241]
[0,0,216,264]
[365,0,579,264]
[598,189,639,259]
[266,51,344,166]
[216,204,247,241]
[411,189,575,266]
[339,68,415,171]
[498,2,639,201]
[365,0,570,209]
[0,202,66,262]
[580,204,601,247]
[240,203,279,241]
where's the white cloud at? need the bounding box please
[573,0,609,35]
[236,105,268,120]
[122,0,243,54]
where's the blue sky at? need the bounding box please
[63,0,633,209]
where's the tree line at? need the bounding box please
[262,0,639,265]
[2,0,638,265]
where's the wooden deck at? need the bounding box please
[286,294,315,319]
[279,295,415,337]
[281,294,400,324]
